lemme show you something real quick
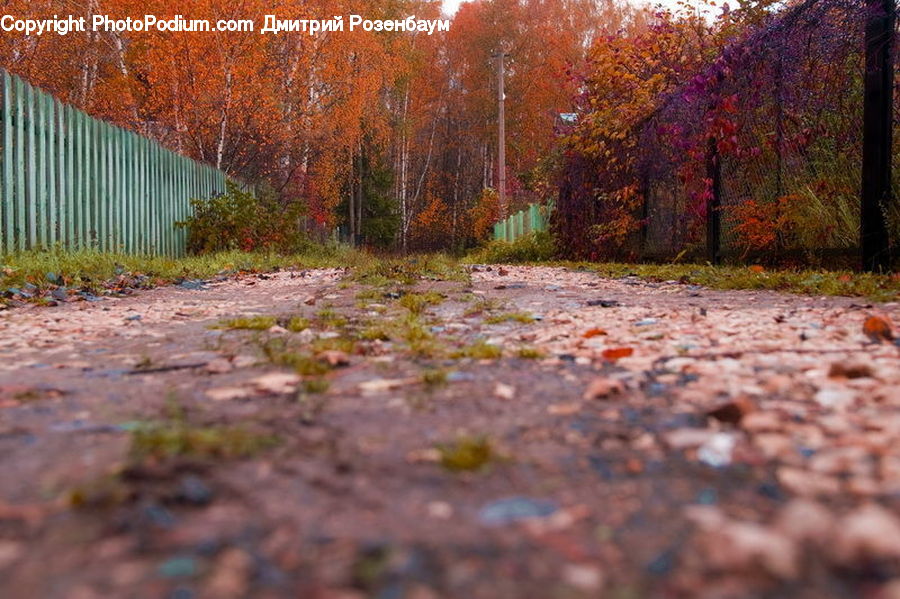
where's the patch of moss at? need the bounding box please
[438,436,493,472]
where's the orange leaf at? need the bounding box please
[602,347,634,361]
[748,265,765,273]
[863,315,894,343]
[583,328,608,338]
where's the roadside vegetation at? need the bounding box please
[465,231,900,302]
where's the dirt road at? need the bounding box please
[2,264,900,598]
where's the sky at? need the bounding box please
[441,0,714,16]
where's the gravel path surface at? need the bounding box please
[2,264,900,598]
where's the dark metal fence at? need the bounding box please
[635,0,897,269]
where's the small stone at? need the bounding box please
[832,504,900,564]
[478,497,558,527]
[319,350,350,367]
[267,325,289,335]
[583,377,624,400]
[697,433,737,467]
[205,358,233,374]
[562,564,604,591]
[664,428,716,450]
[206,548,253,598]
[774,499,835,544]
[777,467,841,497]
[157,556,197,579]
[427,501,453,519]
[814,387,856,410]
[252,372,301,394]
[175,476,213,506]
[494,383,515,400]
[206,387,247,402]
[0,540,23,569]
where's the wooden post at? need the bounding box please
[861,0,895,272]
[706,136,722,265]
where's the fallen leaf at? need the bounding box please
[706,397,754,425]
[828,360,874,380]
[749,265,765,273]
[582,328,607,339]
[864,315,894,344]
[601,347,634,361]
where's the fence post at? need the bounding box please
[861,0,895,272]
[2,72,12,254]
[706,136,722,265]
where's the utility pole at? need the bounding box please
[494,50,509,218]
[861,0,895,272]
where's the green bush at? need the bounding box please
[178,182,310,254]
[464,231,557,264]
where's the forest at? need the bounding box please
[0,0,894,264]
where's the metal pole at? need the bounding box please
[496,51,508,218]
[861,0,895,272]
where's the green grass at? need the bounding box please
[484,312,534,325]
[465,234,900,302]
[0,247,360,291]
[219,315,277,330]
[398,291,445,315]
[451,340,503,360]
[302,379,331,394]
[464,231,556,264]
[351,254,469,287]
[517,347,545,360]
[421,368,449,387]
[130,423,277,460]
[316,308,348,329]
[585,263,900,302]
[287,316,311,332]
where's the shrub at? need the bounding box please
[178,182,310,254]
[465,231,557,264]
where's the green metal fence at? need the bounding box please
[492,203,552,242]
[0,70,229,257]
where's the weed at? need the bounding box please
[438,436,493,472]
